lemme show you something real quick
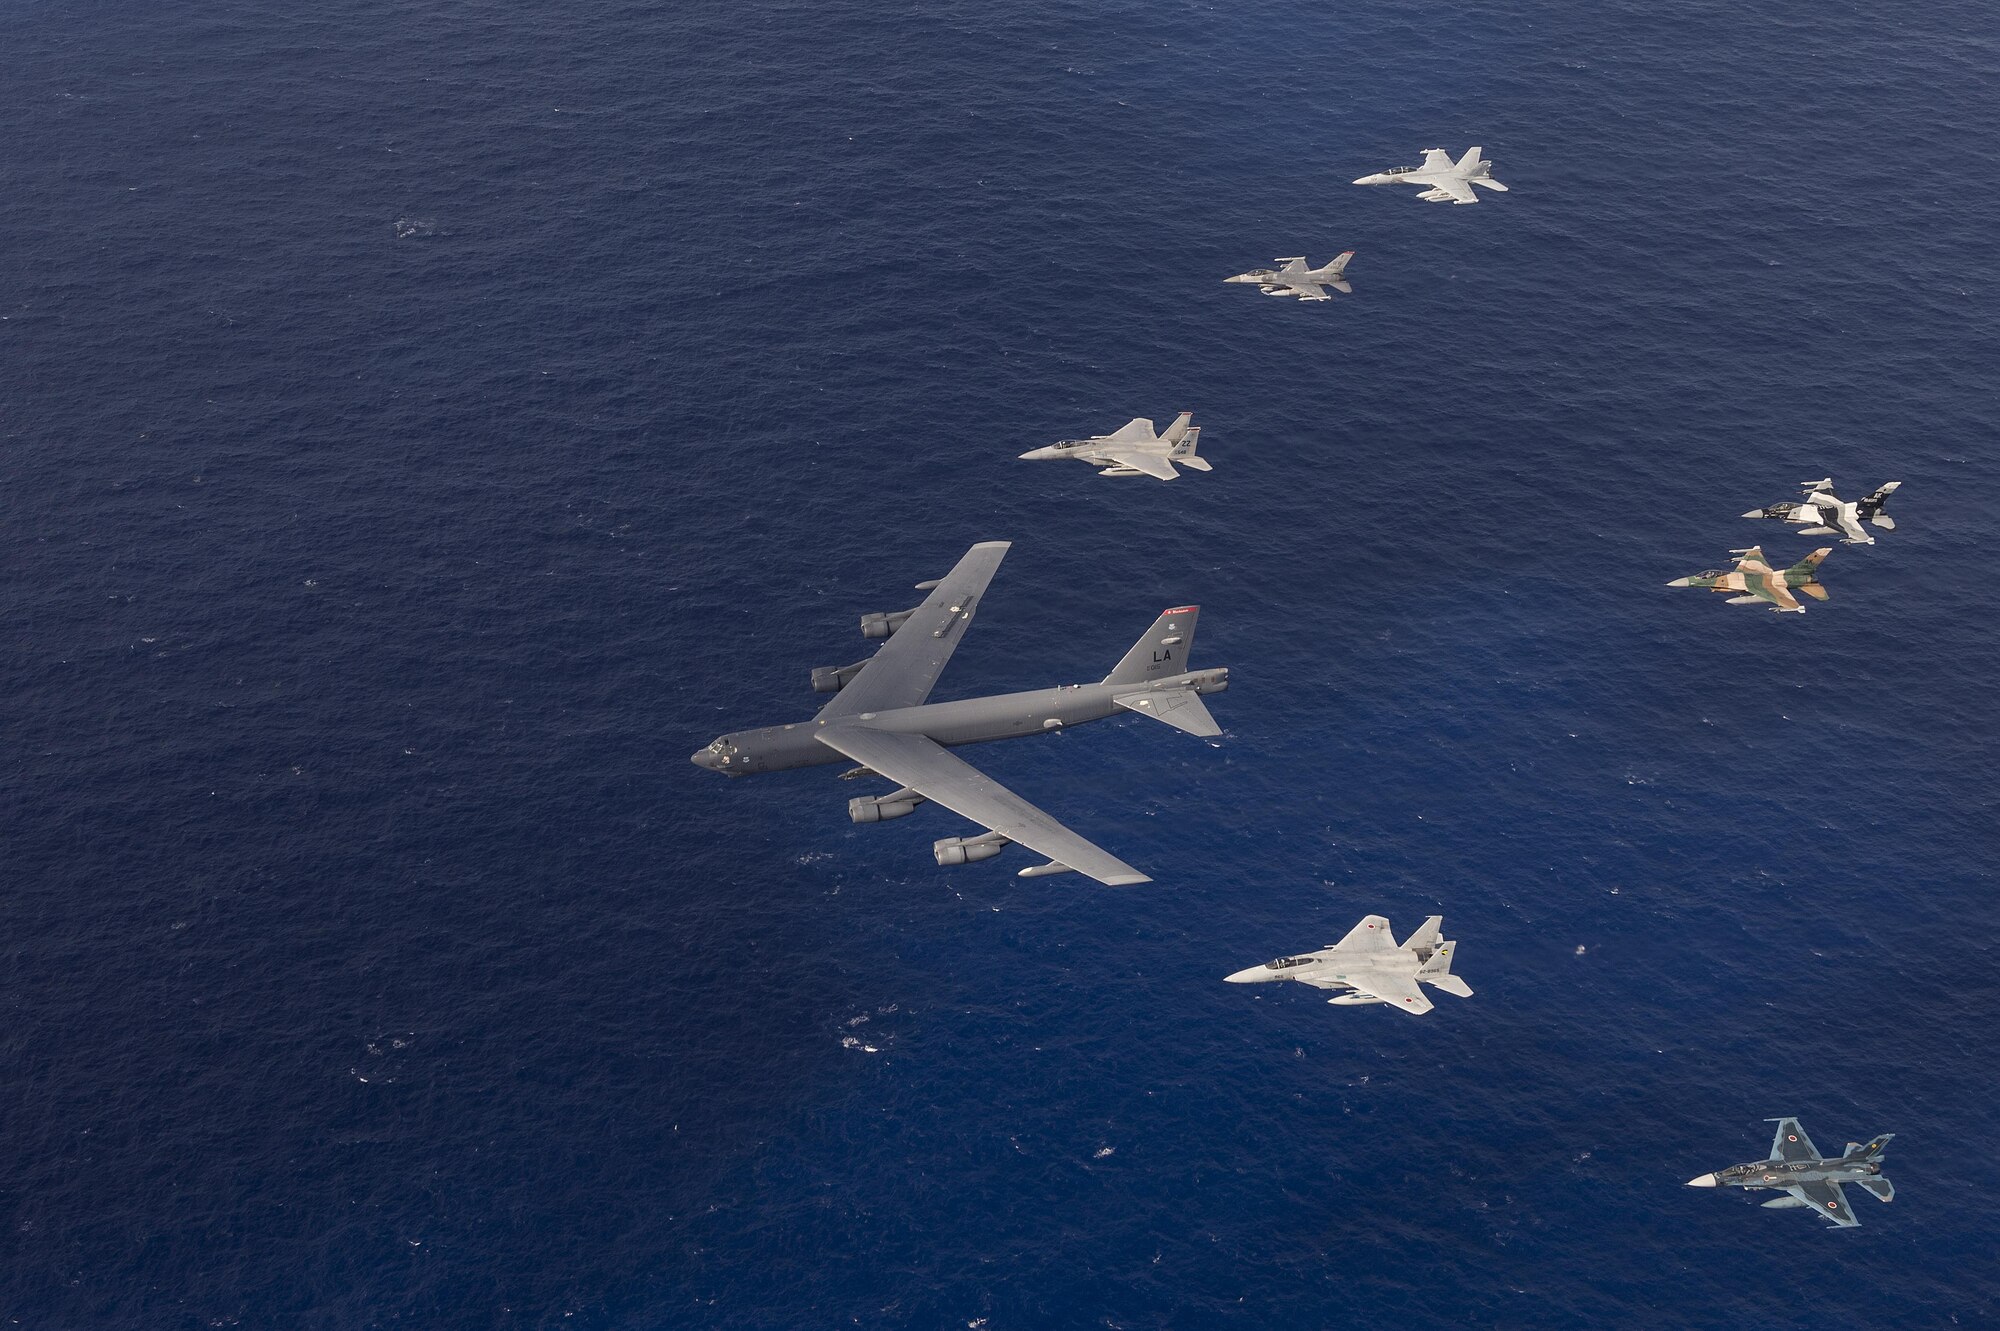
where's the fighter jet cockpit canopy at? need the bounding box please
[1265,955,1313,970]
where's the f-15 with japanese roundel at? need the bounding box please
[1223,915,1472,1016]
[1743,478,1902,545]
[1353,146,1507,204]
[1668,545,1832,613]
[1224,251,1355,301]
[1686,1118,1895,1229]
[691,542,1228,885]
[1019,412,1210,481]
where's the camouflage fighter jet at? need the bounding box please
[1687,1118,1895,1228]
[1668,545,1831,613]
[1743,478,1902,545]
[1223,252,1356,301]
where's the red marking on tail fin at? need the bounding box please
[1164,606,1198,616]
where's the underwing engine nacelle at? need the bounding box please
[934,831,1009,865]
[849,788,925,823]
[858,577,945,639]
[811,660,869,693]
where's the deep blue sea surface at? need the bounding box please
[5,1,1998,1327]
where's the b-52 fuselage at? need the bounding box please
[693,542,1229,884]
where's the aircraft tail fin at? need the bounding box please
[1400,915,1442,953]
[1112,687,1220,737]
[1855,1177,1894,1203]
[1860,480,1901,526]
[1325,250,1354,276]
[1849,1134,1894,1161]
[1416,939,1472,998]
[1787,548,1833,578]
[1456,146,1485,174]
[1103,606,1200,686]
[1168,423,1206,465]
[1159,412,1194,448]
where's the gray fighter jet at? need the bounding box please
[1687,1119,1895,1228]
[1020,412,1210,480]
[1224,915,1471,1016]
[1743,478,1902,545]
[1224,252,1355,301]
[1353,147,1507,204]
[691,542,1228,885]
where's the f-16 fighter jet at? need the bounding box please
[1223,916,1471,1016]
[691,542,1228,885]
[1353,147,1507,204]
[1224,252,1356,301]
[1668,545,1832,613]
[1019,412,1209,481]
[1687,1119,1895,1228]
[1743,478,1902,546]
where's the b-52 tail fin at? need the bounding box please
[1103,606,1200,686]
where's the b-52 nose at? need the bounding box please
[690,748,720,770]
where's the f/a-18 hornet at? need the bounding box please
[1668,545,1832,613]
[1224,252,1356,301]
[1020,412,1210,481]
[1224,915,1471,1016]
[1744,478,1902,545]
[1353,147,1507,204]
[1687,1118,1894,1228]
[691,542,1228,885]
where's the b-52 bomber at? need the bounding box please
[1224,915,1471,1016]
[1020,412,1210,481]
[1743,478,1902,545]
[1668,545,1832,613]
[1224,252,1356,301]
[1687,1118,1895,1228]
[691,542,1228,885]
[1353,147,1507,204]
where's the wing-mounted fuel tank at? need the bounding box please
[858,578,944,640]
[934,831,1008,865]
[811,660,869,693]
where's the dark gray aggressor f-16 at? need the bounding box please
[1687,1118,1895,1228]
[691,542,1229,885]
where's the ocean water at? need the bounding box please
[4,0,1997,1327]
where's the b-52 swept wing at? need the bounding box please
[692,542,1230,885]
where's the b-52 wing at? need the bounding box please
[813,725,1150,886]
[1790,1179,1859,1227]
[816,542,1010,721]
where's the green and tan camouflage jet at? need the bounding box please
[1668,545,1832,613]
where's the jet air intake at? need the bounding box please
[849,789,925,823]
[934,831,1009,866]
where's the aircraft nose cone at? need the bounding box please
[1223,967,1265,984]
[1353,174,1385,185]
[1687,1173,1719,1188]
[691,748,718,770]
[1020,446,1054,460]
[1741,509,1765,518]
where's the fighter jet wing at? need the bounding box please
[1105,418,1156,443]
[1420,177,1478,204]
[1791,1180,1860,1227]
[1332,915,1399,952]
[1420,148,1454,171]
[1768,1117,1822,1162]
[813,726,1151,886]
[1093,448,1179,480]
[1345,972,1435,1015]
[816,542,1009,721]
[1278,281,1332,300]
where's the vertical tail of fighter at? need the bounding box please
[1166,416,1211,472]
[1416,938,1472,998]
[1787,547,1833,601]
[1103,606,1200,686]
